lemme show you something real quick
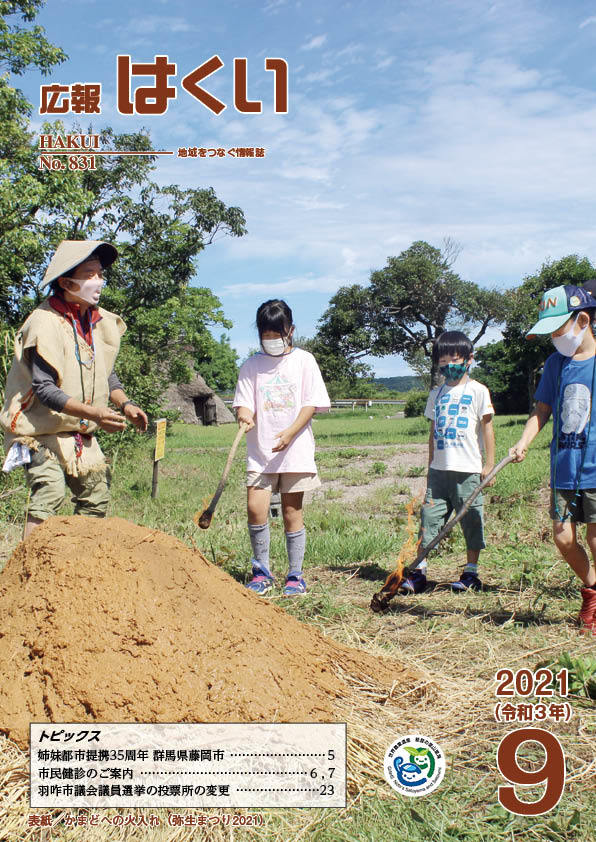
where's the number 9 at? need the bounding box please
[497,728,565,816]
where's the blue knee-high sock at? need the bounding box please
[286,528,306,577]
[248,522,271,576]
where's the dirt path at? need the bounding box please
[314,443,428,504]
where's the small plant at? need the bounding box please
[370,461,387,476]
[394,483,411,496]
[537,652,596,699]
[405,466,426,478]
[404,391,427,418]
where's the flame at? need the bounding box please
[379,498,422,597]
[193,495,212,525]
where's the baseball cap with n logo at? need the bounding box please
[526,284,596,337]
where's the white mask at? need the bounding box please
[552,314,587,357]
[64,277,104,305]
[261,337,286,356]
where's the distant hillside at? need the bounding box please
[373,376,424,392]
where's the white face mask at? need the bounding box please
[64,277,104,305]
[551,314,588,357]
[261,337,286,356]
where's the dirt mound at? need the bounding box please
[0,517,418,749]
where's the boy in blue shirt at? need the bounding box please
[511,284,596,634]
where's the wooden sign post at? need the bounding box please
[152,418,167,499]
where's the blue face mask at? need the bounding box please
[439,362,469,380]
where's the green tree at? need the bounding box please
[316,241,507,386]
[0,2,65,76]
[0,2,247,433]
[0,1,87,320]
[295,333,372,382]
[197,334,239,393]
[473,341,529,413]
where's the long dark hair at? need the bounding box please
[256,299,294,342]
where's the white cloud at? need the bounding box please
[302,68,338,84]
[278,164,330,182]
[375,56,395,70]
[118,15,198,35]
[263,0,289,13]
[139,37,596,352]
[579,16,596,29]
[334,43,364,60]
[221,273,344,297]
[301,34,328,50]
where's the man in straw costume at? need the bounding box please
[0,240,147,537]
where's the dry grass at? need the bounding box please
[3,604,593,841]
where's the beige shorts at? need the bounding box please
[246,471,321,493]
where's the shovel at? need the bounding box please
[370,454,514,612]
[194,423,248,529]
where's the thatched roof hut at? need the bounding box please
[162,373,234,425]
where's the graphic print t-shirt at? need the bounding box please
[424,379,494,473]
[534,352,596,489]
[233,348,330,473]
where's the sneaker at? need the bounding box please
[451,571,482,592]
[579,586,596,634]
[246,570,274,595]
[397,570,427,595]
[283,575,307,596]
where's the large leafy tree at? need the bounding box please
[317,241,507,386]
[0,3,247,416]
[0,2,65,75]
[0,1,89,319]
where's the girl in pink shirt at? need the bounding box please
[233,300,330,596]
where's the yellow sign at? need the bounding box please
[154,418,167,461]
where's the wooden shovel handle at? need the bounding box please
[194,423,248,528]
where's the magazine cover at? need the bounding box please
[0,1,595,840]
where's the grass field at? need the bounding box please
[1,410,595,841]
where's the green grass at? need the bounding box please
[404,465,426,477]
[314,410,429,445]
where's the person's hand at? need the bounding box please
[123,403,148,432]
[236,410,255,431]
[509,442,527,463]
[87,405,127,432]
[481,464,496,486]
[272,428,294,451]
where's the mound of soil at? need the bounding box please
[0,517,416,749]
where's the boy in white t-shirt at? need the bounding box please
[399,331,496,594]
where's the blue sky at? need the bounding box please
[15,0,596,375]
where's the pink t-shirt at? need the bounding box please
[233,348,330,473]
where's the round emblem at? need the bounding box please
[383,734,446,797]
[569,296,580,307]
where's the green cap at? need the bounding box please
[526,284,596,337]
